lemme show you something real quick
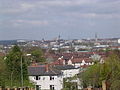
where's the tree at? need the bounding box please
[80,63,102,88]
[30,47,46,63]
[0,57,7,87]
[5,45,28,86]
[80,50,120,90]
[63,78,78,90]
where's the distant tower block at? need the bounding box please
[58,34,61,40]
[42,38,45,42]
[57,34,61,44]
[58,35,61,53]
[95,33,98,42]
[94,33,100,46]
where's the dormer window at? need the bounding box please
[50,76,54,80]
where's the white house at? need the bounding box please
[28,65,63,90]
[54,65,80,78]
[67,58,94,68]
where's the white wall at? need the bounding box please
[29,75,63,90]
[72,61,94,68]
[62,68,79,78]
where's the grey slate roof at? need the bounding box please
[54,65,78,70]
[28,66,62,76]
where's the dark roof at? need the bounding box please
[28,66,62,76]
[63,56,71,60]
[54,65,78,70]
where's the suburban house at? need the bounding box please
[51,55,94,68]
[28,64,80,90]
[27,52,106,90]
[54,65,80,78]
[49,52,107,68]
[28,65,63,90]
[70,58,94,68]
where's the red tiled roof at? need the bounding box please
[71,58,92,63]
[50,59,64,66]
[80,64,89,68]
[0,52,5,57]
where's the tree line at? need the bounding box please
[79,50,120,90]
[0,45,46,87]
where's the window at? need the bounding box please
[50,85,55,90]
[36,76,40,80]
[43,77,45,80]
[57,75,60,78]
[34,76,36,80]
[36,76,38,80]
[36,85,41,90]
[50,76,54,80]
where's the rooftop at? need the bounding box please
[54,65,78,70]
[28,65,62,76]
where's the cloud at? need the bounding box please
[1,0,120,40]
[1,0,120,16]
[63,12,120,19]
[0,0,98,14]
[0,2,35,14]
[36,0,94,6]
[0,19,49,28]
[21,3,35,10]
[15,19,48,25]
[12,20,48,27]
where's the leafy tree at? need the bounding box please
[5,45,28,86]
[0,57,7,87]
[80,50,120,90]
[80,63,102,88]
[63,78,78,90]
[30,47,46,63]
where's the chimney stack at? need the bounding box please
[45,63,49,72]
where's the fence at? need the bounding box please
[0,87,35,90]
[83,88,102,90]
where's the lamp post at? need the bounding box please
[21,55,23,87]
[11,71,13,87]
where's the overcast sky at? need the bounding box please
[0,0,120,40]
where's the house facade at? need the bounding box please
[54,65,80,78]
[28,65,63,90]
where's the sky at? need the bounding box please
[0,0,120,40]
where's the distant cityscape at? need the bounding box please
[0,36,120,53]
[0,37,120,90]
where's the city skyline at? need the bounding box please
[0,0,120,40]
